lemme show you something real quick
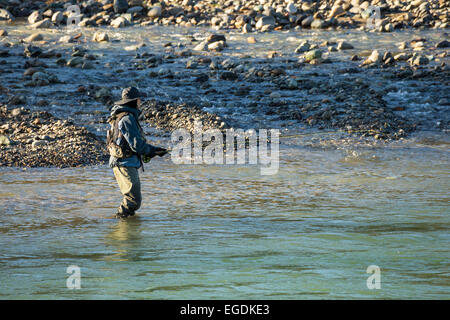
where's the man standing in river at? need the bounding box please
[107,87,168,219]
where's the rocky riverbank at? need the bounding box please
[0,2,449,167]
[0,0,448,32]
[0,104,108,167]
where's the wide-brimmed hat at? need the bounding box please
[114,87,142,105]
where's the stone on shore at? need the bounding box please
[111,16,128,28]
[51,11,64,24]
[304,49,322,62]
[0,8,14,21]
[30,19,52,29]
[114,0,128,13]
[93,32,109,42]
[0,135,11,146]
[148,6,162,18]
[0,29,8,37]
[337,41,354,50]
[28,11,42,24]
[24,33,43,43]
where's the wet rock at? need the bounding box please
[337,41,354,50]
[93,32,109,42]
[220,71,238,81]
[30,19,52,29]
[59,35,75,43]
[329,5,345,18]
[24,33,43,43]
[411,55,429,66]
[436,40,450,48]
[0,133,11,146]
[247,36,257,44]
[28,11,42,24]
[147,6,162,18]
[256,16,276,30]
[8,95,26,105]
[114,0,128,13]
[0,8,14,21]
[111,16,128,28]
[32,140,48,148]
[208,41,225,51]
[193,41,208,51]
[311,19,325,29]
[24,45,42,58]
[304,49,322,62]
[52,11,64,24]
[67,57,84,67]
[295,41,311,53]
[127,6,143,14]
[361,50,382,65]
[286,3,298,15]
[95,87,112,102]
[31,72,49,86]
[0,29,7,37]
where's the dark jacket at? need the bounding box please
[108,104,158,168]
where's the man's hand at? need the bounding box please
[154,147,169,157]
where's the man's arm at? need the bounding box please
[119,115,159,156]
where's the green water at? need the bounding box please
[0,133,448,299]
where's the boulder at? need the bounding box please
[93,32,109,42]
[256,15,276,30]
[24,33,43,43]
[28,11,42,24]
[0,135,11,146]
[0,8,14,21]
[337,41,354,50]
[148,6,162,18]
[113,0,128,13]
[304,49,322,62]
[111,16,128,28]
[30,19,52,29]
[52,11,64,24]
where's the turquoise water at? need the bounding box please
[0,133,448,299]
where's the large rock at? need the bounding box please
[0,8,14,21]
[304,49,322,62]
[28,11,42,24]
[0,135,11,146]
[51,11,64,24]
[311,19,325,29]
[295,41,311,53]
[31,72,50,86]
[361,50,382,65]
[286,3,297,14]
[113,0,128,13]
[436,40,450,48]
[148,6,162,18]
[337,41,354,50]
[111,16,128,28]
[93,32,109,42]
[30,19,52,29]
[256,15,276,30]
[24,33,43,43]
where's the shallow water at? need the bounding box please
[0,131,448,299]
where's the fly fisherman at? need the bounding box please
[107,87,168,219]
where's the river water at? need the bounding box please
[0,131,448,299]
[0,23,449,299]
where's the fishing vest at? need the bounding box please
[106,112,136,159]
